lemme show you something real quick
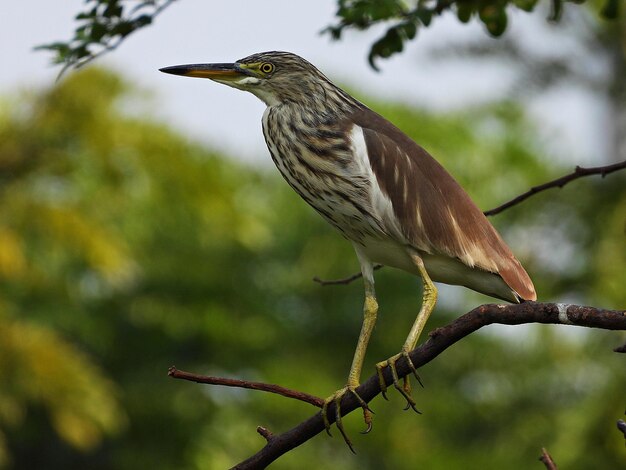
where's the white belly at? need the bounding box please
[358,237,517,302]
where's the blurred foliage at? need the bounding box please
[0,68,624,469]
[326,0,622,69]
[37,0,177,74]
[39,0,623,71]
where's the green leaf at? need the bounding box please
[601,0,620,19]
[111,20,135,38]
[415,7,433,27]
[479,5,508,37]
[368,0,403,21]
[73,45,90,60]
[134,15,152,27]
[456,3,475,23]
[548,0,563,21]
[399,20,418,39]
[512,0,539,12]
[90,22,108,42]
[76,12,95,20]
[368,25,407,70]
[103,2,124,19]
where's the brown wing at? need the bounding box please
[351,108,536,301]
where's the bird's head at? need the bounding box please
[160,51,351,109]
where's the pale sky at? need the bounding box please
[0,1,607,164]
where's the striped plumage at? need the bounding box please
[160,51,536,441]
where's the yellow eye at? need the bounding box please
[260,62,274,74]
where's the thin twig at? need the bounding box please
[539,447,558,470]
[219,302,625,469]
[312,160,626,286]
[613,342,626,353]
[484,160,626,216]
[168,366,324,408]
[256,426,275,443]
[313,264,382,286]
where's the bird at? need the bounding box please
[160,51,536,446]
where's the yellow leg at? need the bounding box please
[402,253,438,351]
[322,256,378,450]
[347,279,378,387]
[376,251,437,411]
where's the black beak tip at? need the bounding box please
[159,66,177,75]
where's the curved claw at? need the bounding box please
[376,361,390,400]
[390,359,415,406]
[377,353,423,414]
[361,418,373,434]
[333,396,356,453]
[321,385,373,451]
[402,351,424,388]
[360,407,374,434]
[321,400,333,437]
[403,386,422,415]
[415,373,425,389]
[350,388,373,413]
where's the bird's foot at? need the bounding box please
[376,350,423,413]
[321,384,374,453]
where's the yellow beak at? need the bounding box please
[159,63,248,80]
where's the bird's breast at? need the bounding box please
[262,107,391,243]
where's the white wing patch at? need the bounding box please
[349,125,406,242]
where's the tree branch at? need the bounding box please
[314,160,626,286]
[484,160,626,216]
[41,0,179,78]
[539,447,558,470]
[168,367,323,408]
[313,264,382,286]
[205,302,625,469]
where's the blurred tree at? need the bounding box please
[0,68,623,469]
[37,0,622,71]
[424,0,626,161]
[415,0,626,309]
[325,0,622,68]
